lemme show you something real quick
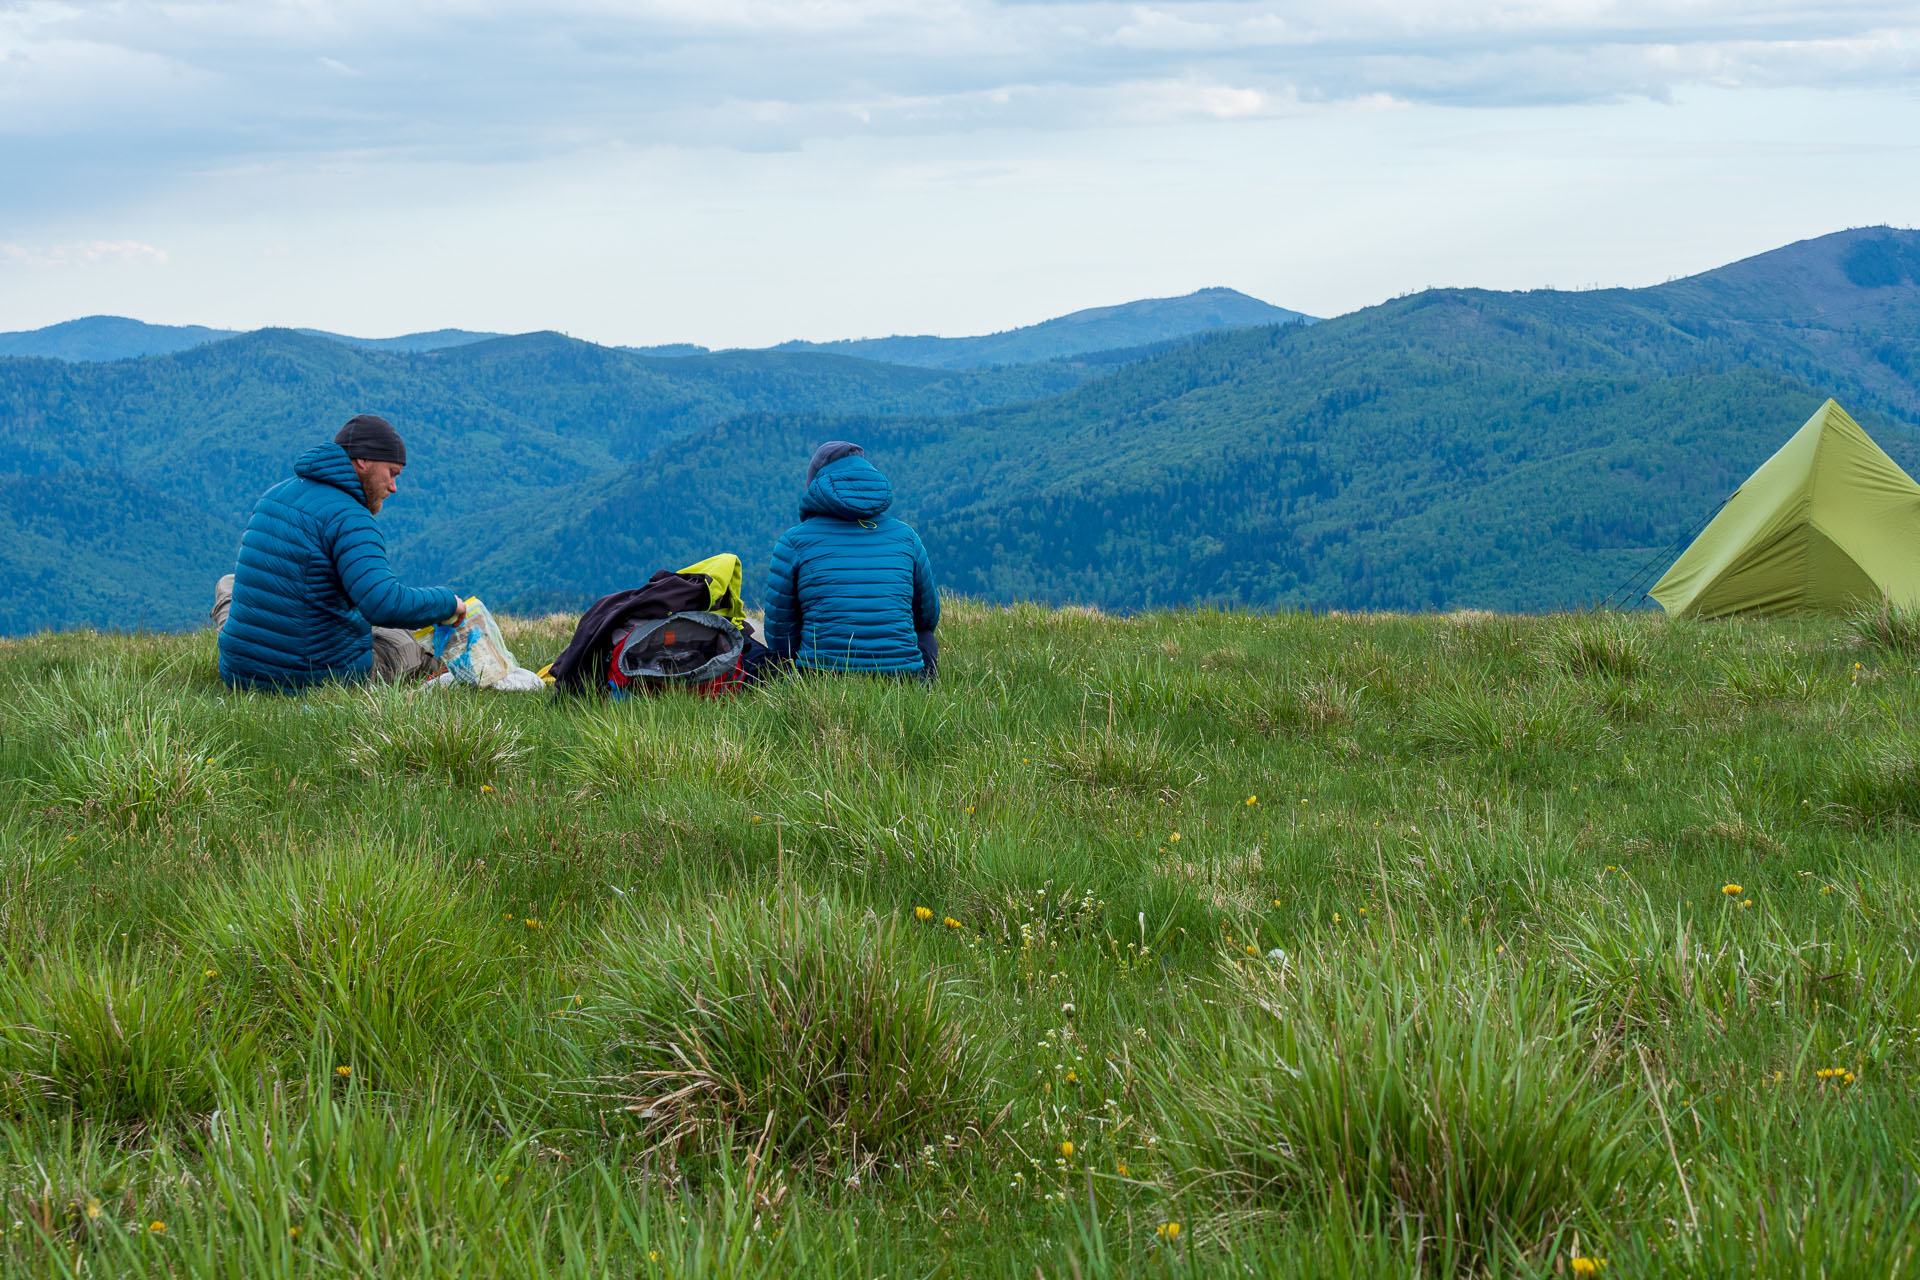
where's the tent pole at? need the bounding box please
[1602,495,1730,612]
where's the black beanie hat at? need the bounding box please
[806,440,863,486]
[335,414,406,465]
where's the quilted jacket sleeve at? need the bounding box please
[909,527,940,634]
[763,528,802,658]
[328,507,459,629]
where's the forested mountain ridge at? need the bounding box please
[1,286,1308,367]
[3,227,1915,632]
[451,227,1920,616]
[0,330,1103,632]
[0,315,507,362]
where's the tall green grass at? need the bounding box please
[180,848,518,1088]
[1152,939,1646,1270]
[2,605,1917,1277]
[590,889,993,1168]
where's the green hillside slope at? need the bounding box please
[462,228,1920,615]
[0,332,1099,632]
[0,470,237,632]
[4,228,1916,631]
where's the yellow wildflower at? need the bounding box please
[1169,832,1181,842]
[1065,1070,1077,1083]
[1739,899,1753,910]
[288,1225,302,1240]
[1060,1141,1074,1158]
[944,916,961,929]
[336,1065,352,1078]
[1245,795,1258,806]
[1722,884,1742,896]
[148,1221,166,1234]
[1117,1163,1129,1177]
[204,968,216,978]
[1156,1222,1181,1240]
[524,917,539,928]
[1245,944,1257,956]
[85,1199,101,1220]
[914,906,933,921]
[1569,1259,1606,1276]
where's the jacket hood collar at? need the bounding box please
[800,454,893,521]
[294,443,372,508]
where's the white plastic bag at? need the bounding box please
[424,665,546,693]
[429,597,517,687]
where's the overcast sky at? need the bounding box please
[2,0,1916,348]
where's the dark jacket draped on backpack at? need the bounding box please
[763,454,939,673]
[547,570,715,694]
[218,443,457,690]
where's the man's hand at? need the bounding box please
[442,596,469,626]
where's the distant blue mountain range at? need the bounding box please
[13,228,1916,634]
[0,316,506,362]
[0,286,1312,369]
[769,287,1315,369]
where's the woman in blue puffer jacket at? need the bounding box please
[763,442,940,677]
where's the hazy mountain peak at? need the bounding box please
[0,315,238,362]
[770,287,1316,370]
[1656,225,1920,321]
[0,316,506,363]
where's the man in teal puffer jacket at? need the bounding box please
[764,442,940,677]
[215,414,464,691]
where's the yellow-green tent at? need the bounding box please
[1651,399,1920,619]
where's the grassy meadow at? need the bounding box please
[4,602,1920,1277]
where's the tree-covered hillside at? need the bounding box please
[3,227,1916,631]
[453,228,1920,615]
[0,332,1098,632]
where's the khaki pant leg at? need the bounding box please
[211,574,235,632]
[370,627,436,682]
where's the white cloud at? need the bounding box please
[0,240,170,267]
[6,0,1917,167]
[1,0,1915,343]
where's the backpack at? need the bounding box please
[609,610,748,699]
